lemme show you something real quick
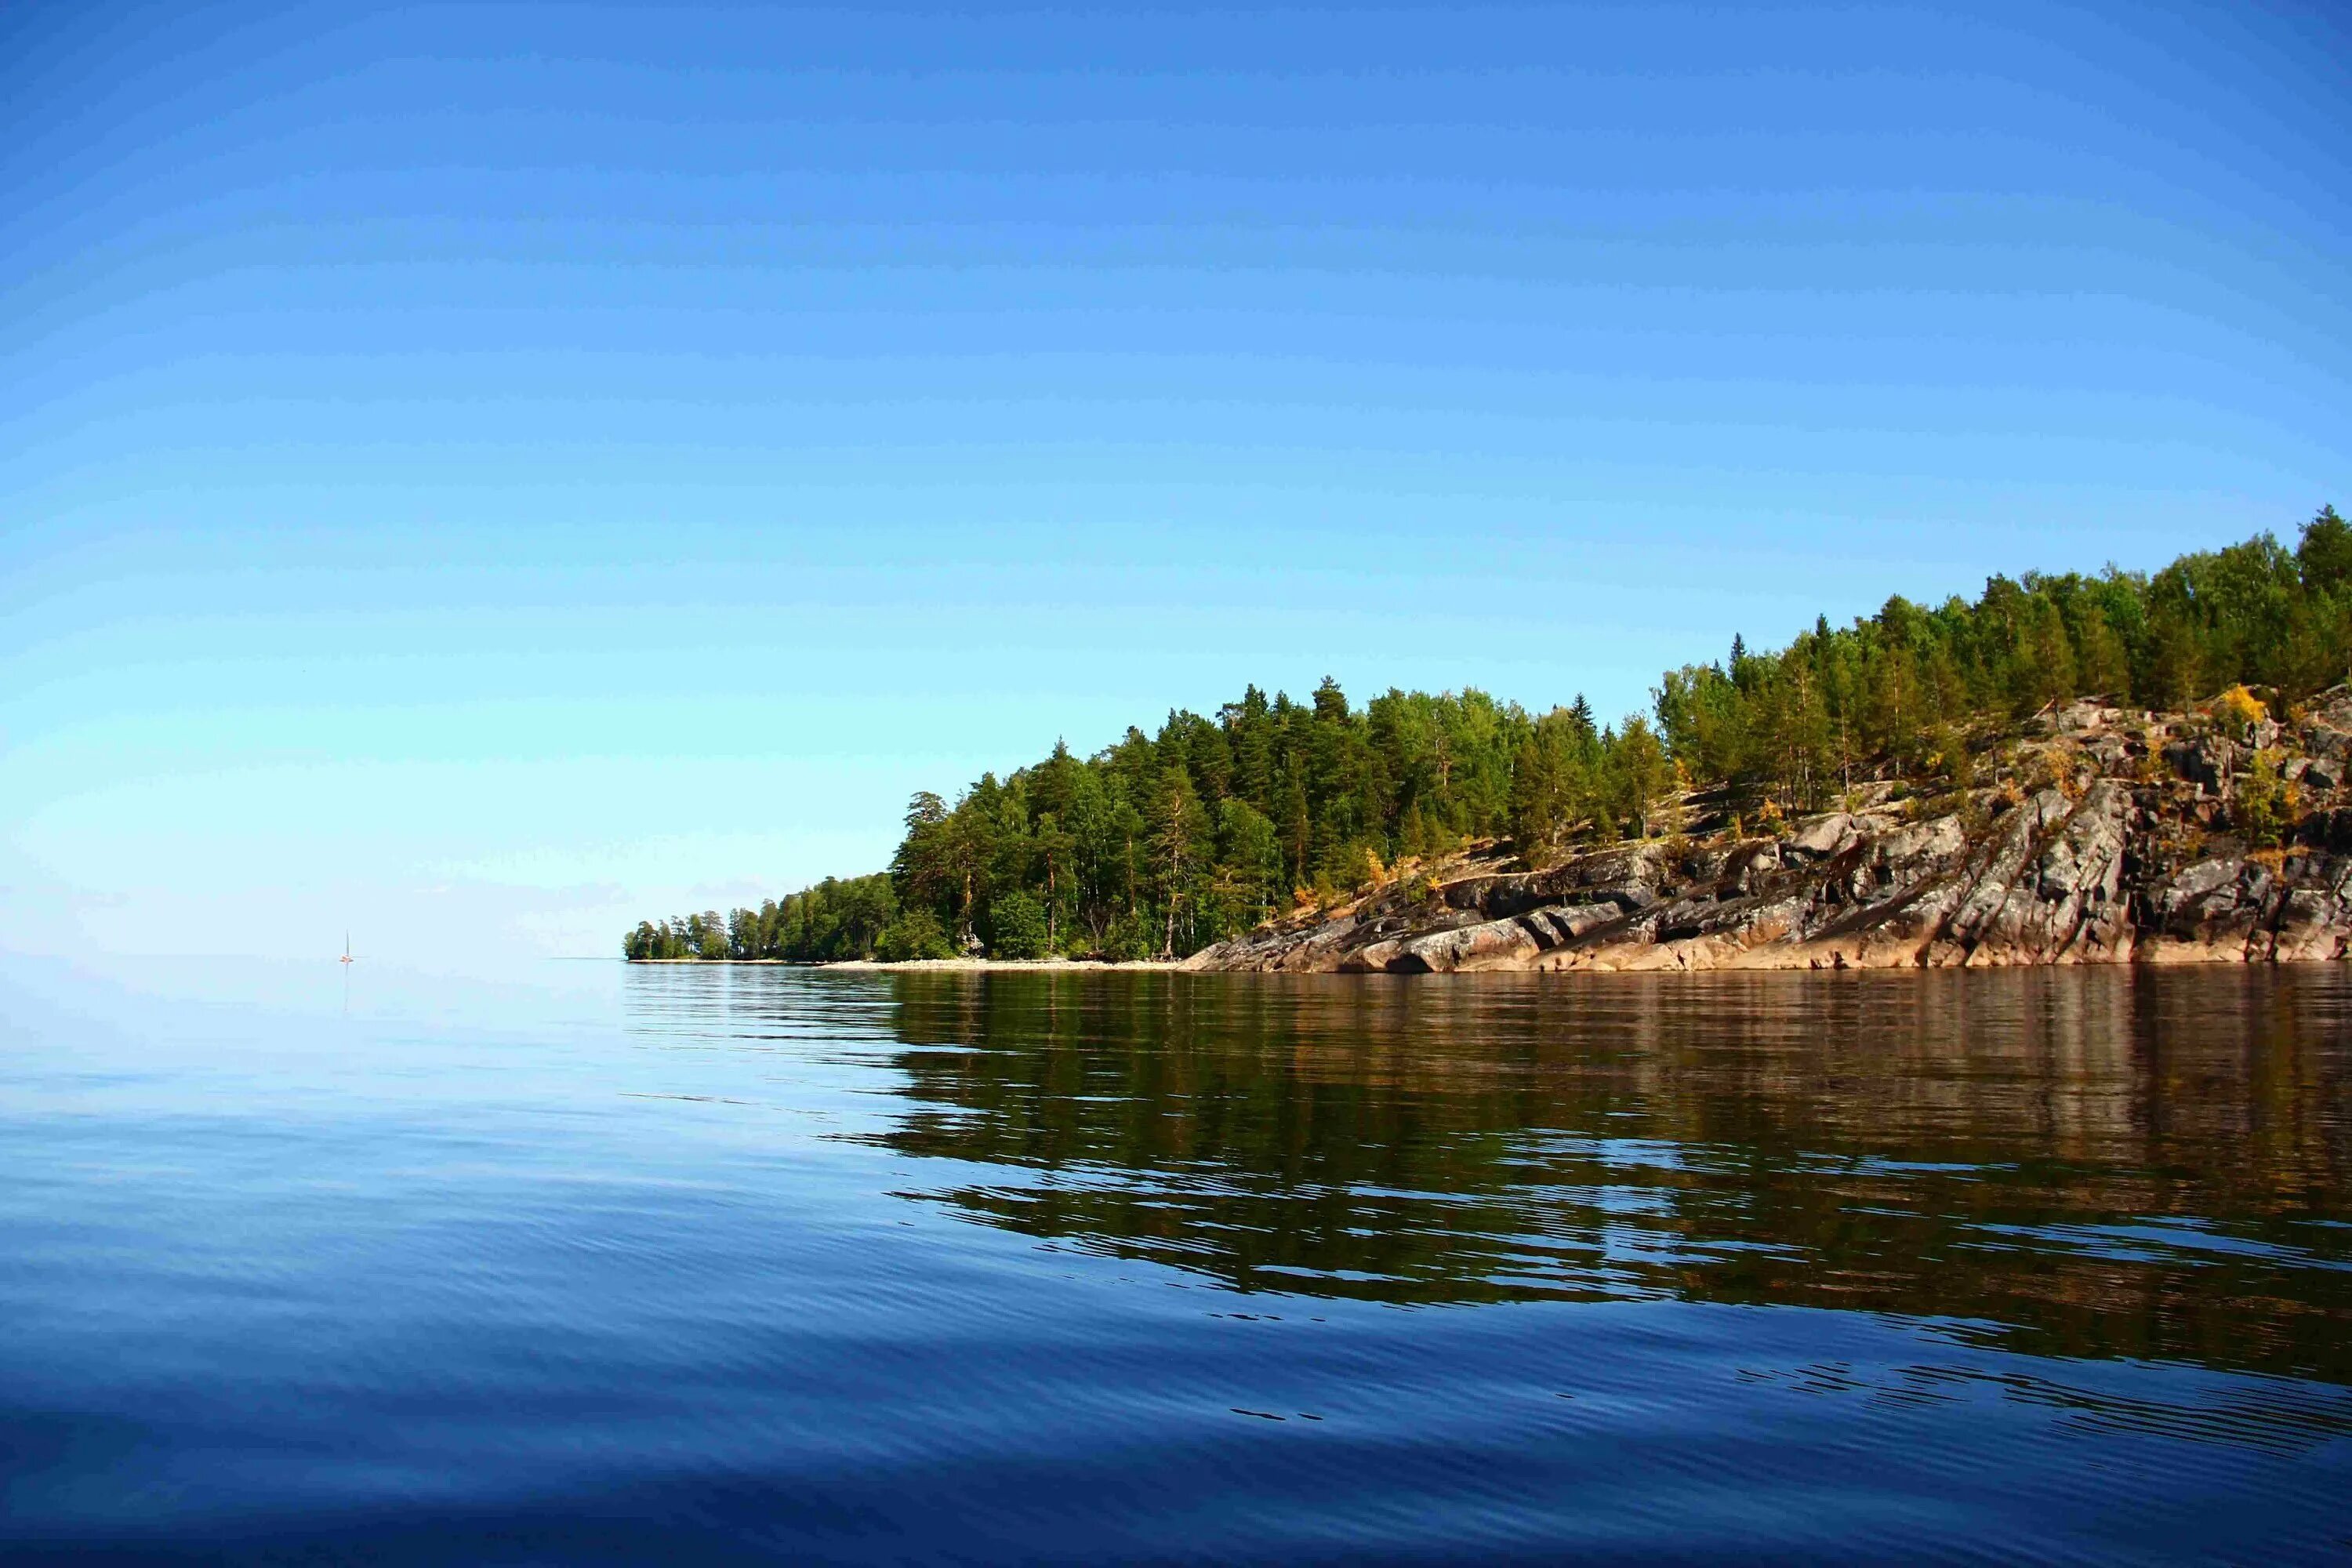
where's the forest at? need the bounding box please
[626,507,2352,964]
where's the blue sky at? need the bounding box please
[3,1,2347,962]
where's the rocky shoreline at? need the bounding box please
[626,956,1188,971]
[1188,691,2352,974]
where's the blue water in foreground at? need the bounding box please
[2,960,2347,1564]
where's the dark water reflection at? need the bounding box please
[873,970,2351,1382]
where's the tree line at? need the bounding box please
[628,507,2350,963]
[622,873,898,961]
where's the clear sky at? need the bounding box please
[3,1,2347,964]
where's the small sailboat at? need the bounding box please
[340,931,354,966]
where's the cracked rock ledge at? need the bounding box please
[1186,693,2352,974]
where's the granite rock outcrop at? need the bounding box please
[1188,692,2352,973]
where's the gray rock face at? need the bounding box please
[1188,691,2352,975]
[1784,812,1859,859]
[1388,918,1541,973]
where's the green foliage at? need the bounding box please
[2297,505,2352,593]
[1656,508,2352,811]
[623,875,899,961]
[1925,722,1969,789]
[697,917,729,960]
[1102,914,1158,963]
[877,909,956,962]
[627,506,2350,961]
[2235,750,2295,849]
[987,890,1050,959]
[1210,798,1283,932]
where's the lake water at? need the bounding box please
[2,960,2348,1563]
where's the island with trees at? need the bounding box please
[628,507,2352,970]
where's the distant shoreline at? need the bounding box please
[624,956,1188,971]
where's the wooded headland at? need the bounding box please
[627,508,2352,968]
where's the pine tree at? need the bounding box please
[1150,767,1210,956]
[1508,739,1560,866]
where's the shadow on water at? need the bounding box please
[851,968,2352,1385]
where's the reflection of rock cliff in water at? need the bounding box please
[1190,695,2352,974]
[868,969,2352,1392]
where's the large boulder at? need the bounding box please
[1784,813,1860,859]
[1385,917,1542,973]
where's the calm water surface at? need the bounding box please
[2,960,2348,1563]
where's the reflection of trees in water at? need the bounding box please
[869,970,2352,1383]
